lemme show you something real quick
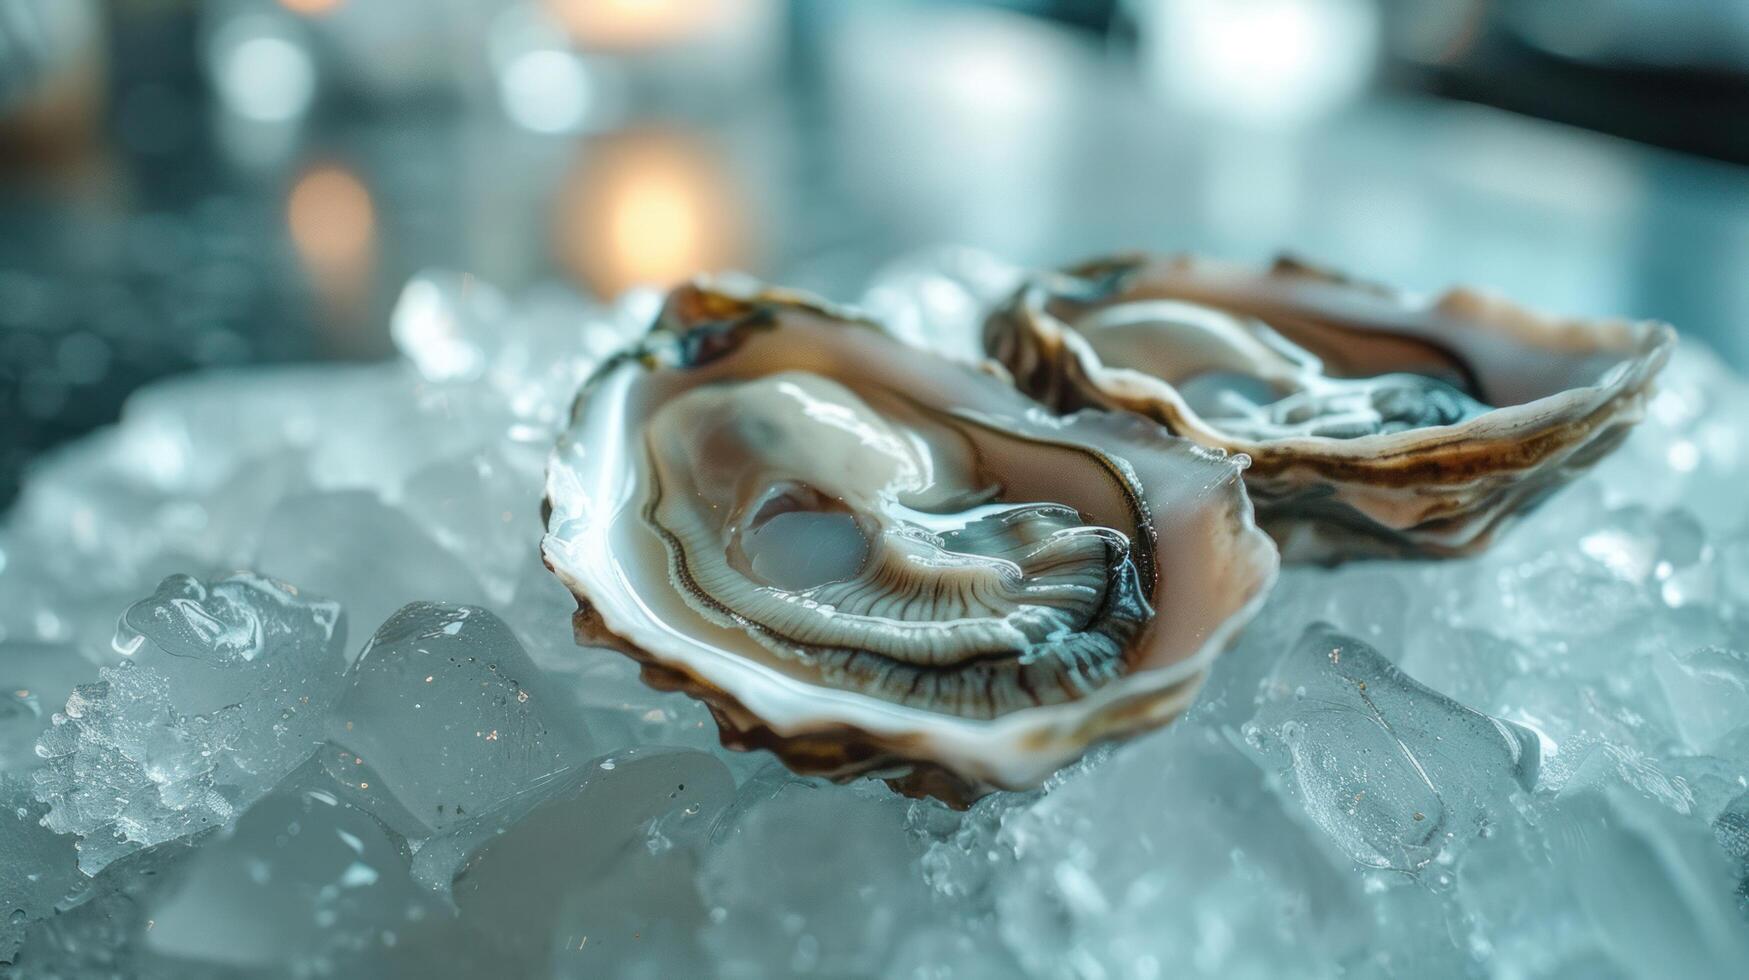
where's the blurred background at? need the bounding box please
[1,0,1746,507]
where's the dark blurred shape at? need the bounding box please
[0,0,104,169]
[0,1,99,112]
[1389,0,1749,163]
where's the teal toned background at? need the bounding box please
[2,0,1747,506]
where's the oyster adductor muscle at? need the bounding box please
[542,281,1278,803]
[985,253,1676,561]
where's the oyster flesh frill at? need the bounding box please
[985,254,1676,560]
[542,282,1278,803]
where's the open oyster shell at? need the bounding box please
[986,254,1676,561]
[542,280,1278,804]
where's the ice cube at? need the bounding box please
[144,760,445,972]
[859,245,1021,363]
[1546,783,1749,978]
[390,270,509,383]
[1714,790,1749,911]
[255,491,487,641]
[390,270,620,428]
[1592,344,1749,530]
[32,573,348,873]
[1252,623,1540,872]
[1455,766,1749,980]
[1394,625,1530,709]
[1477,545,1653,640]
[303,384,510,501]
[1652,646,1749,751]
[503,559,732,762]
[116,363,405,495]
[700,769,944,979]
[0,832,196,978]
[1494,673,1675,792]
[447,747,734,978]
[114,572,346,718]
[322,603,591,837]
[975,726,1370,978]
[0,643,95,771]
[1562,742,1699,816]
[0,775,82,964]
[400,445,547,604]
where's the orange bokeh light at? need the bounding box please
[543,0,719,50]
[288,164,375,270]
[278,0,343,16]
[554,130,750,297]
[288,163,376,327]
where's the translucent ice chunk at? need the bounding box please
[32,573,348,873]
[0,642,95,771]
[144,760,446,972]
[1561,742,1699,817]
[1590,344,1749,531]
[391,270,509,383]
[1714,790,1749,910]
[700,769,948,979]
[1394,626,1529,709]
[115,363,407,496]
[322,603,591,837]
[0,776,82,964]
[1493,674,1670,792]
[1544,783,1749,978]
[301,385,511,501]
[448,747,734,978]
[0,826,191,978]
[389,270,636,434]
[113,573,346,720]
[1652,646,1749,751]
[255,491,487,641]
[969,726,1370,978]
[859,245,1022,364]
[1252,624,1541,872]
[1478,545,1653,640]
[400,445,547,605]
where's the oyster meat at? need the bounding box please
[986,254,1676,560]
[543,281,1278,803]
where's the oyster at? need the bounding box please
[986,254,1676,560]
[542,281,1278,803]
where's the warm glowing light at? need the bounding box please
[609,176,700,280]
[288,164,375,322]
[554,130,749,297]
[278,0,343,16]
[288,165,374,269]
[544,0,721,49]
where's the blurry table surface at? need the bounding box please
[2,9,1747,509]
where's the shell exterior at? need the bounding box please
[542,279,1279,804]
[985,253,1677,561]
